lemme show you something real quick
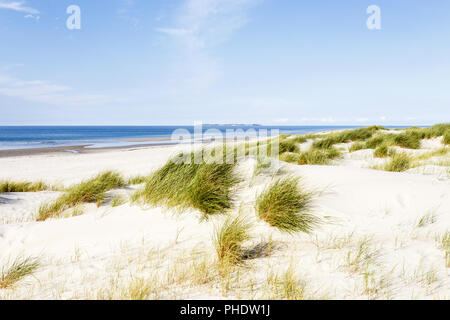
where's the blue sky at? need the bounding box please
[0,0,449,125]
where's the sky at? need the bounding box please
[0,0,449,126]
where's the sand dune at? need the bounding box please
[0,133,449,300]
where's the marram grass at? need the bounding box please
[0,180,54,193]
[256,177,318,234]
[373,145,389,158]
[383,153,412,172]
[297,147,341,165]
[214,216,251,266]
[0,256,40,289]
[133,152,240,218]
[37,171,125,221]
[444,131,450,145]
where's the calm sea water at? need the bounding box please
[0,125,405,150]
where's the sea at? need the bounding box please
[0,125,409,151]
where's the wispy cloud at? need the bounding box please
[0,1,39,14]
[157,0,259,90]
[0,74,112,107]
[24,13,39,21]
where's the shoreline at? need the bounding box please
[0,142,180,158]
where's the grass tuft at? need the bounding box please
[313,126,384,149]
[383,153,412,172]
[266,267,306,300]
[279,139,300,153]
[349,142,366,152]
[214,216,251,267]
[443,131,450,145]
[392,131,421,149]
[256,177,318,233]
[0,256,40,289]
[373,145,389,158]
[279,153,301,164]
[0,180,53,193]
[37,171,125,221]
[297,147,341,165]
[127,175,148,185]
[133,152,239,218]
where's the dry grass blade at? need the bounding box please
[0,256,40,289]
[215,216,251,267]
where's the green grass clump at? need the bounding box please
[373,145,389,158]
[443,131,450,145]
[392,131,421,149]
[349,142,366,152]
[364,134,391,149]
[37,171,125,221]
[289,136,308,144]
[313,126,384,149]
[279,153,301,164]
[214,216,251,266]
[134,152,239,218]
[297,147,341,165]
[256,177,317,234]
[279,139,300,153]
[420,123,450,139]
[0,257,40,289]
[127,175,147,185]
[0,180,51,193]
[384,153,412,172]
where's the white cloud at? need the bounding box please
[0,74,112,107]
[24,13,39,21]
[0,1,39,14]
[299,117,337,123]
[155,27,192,36]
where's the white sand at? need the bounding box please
[0,141,449,300]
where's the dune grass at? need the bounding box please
[383,153,412,172]
[349,142,366,152]
[37,171,125,221]
[313,126,384,149]
[392,131,421,149]
[214,216,251,267]
[373,145,389,158]
[289,135,308,144]
[444,131,450,145]
[279,152,301,164]
[0,180,53,193]
[133,152,239,218]
[127,175,148,185]
[0,257,40,289]
[265,267,306,300]
[256,177,318,234]
[415,147,450,161]
[418,123,450,139]
[297,146,341,165]
[364,134,390,149]
[279,139,300,153]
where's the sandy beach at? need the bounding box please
[0,127,449,300]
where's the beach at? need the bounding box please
[0,127,449,299]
